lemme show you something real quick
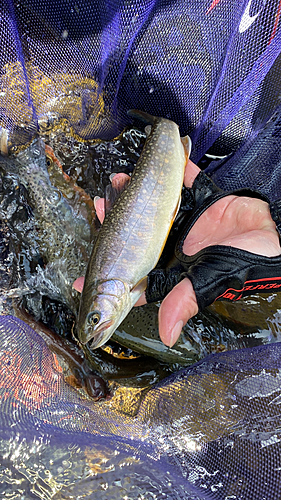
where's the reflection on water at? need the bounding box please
[0,433,169,499]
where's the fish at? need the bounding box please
[13,303,110,400]
[77,110,191,349]
[45,144,96,232]
[0,138,94,314]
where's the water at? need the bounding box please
[1,121,281,370]
[1,121,281,499]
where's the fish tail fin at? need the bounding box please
[127,109,157,125]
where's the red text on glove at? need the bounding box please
[216,277,281,301]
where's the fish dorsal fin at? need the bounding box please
[144,125,152,136]
[181,135,192,160]
[105,173,131,214]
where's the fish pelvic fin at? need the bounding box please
[181,134,192,162]
[127,109,157,125]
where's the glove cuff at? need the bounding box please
[181,245,281,310]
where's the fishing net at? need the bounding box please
[1,314,281,499]
[1,0,281,165]
[1,0,281,498]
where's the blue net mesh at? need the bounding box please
[1,0,281,497]
[206,98,281,200]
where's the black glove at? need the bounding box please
[146,171,281,310]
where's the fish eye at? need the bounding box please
[87,311,101,327]
[46,156,52,167]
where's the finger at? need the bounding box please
[94,196,105,223]
[184,159,200,188]
[95,173,131,224]
[134,292,147,307]
[111,172,130,190]
[73,276,85,293]
[159,278,198,347]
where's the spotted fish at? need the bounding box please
[0,138,94,312]
[77,110,191,349]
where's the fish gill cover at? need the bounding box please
[1,0,281,498]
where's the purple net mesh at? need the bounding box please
[1,0,281,497]
[0,314,281,499]
[1,0,281,162]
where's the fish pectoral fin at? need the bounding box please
[130,276,148,303]
[181,134,192,160]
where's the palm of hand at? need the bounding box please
[81,161,281,348]
[183,194,280,258]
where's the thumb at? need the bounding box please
[158,278,198,347]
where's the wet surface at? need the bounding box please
[0,124,281,500]
[1,123,281,383]
[0,314,280,500]
[40,119,146,200]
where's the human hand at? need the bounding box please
[74,161,281,348]
[157,160,281,347]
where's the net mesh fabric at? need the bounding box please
[206,97,281,200]
[0,315,281,498]
[1,0,281,161]
[1,1,281,498]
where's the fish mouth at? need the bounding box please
[87,320,114,350]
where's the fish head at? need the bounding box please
[77,279,131,349]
